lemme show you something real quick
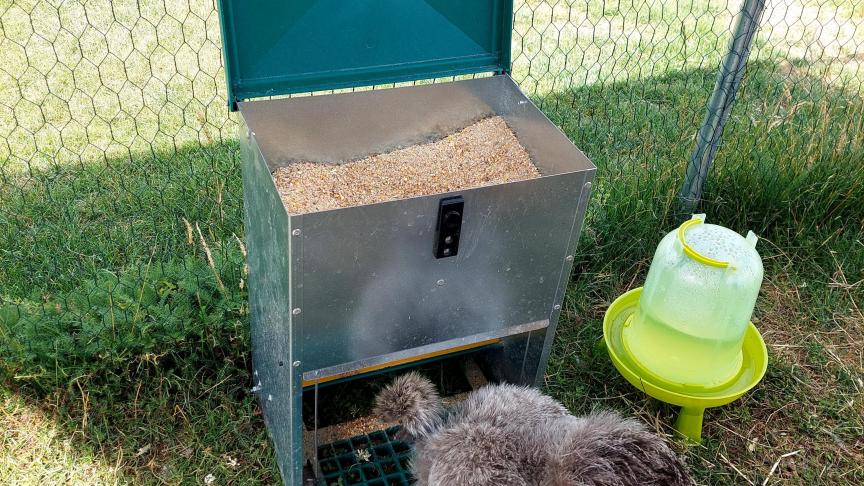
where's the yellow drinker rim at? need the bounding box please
[677,217,734,269]
[603,287,768,407]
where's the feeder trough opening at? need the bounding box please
[304,353,488,485]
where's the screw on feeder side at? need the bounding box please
[292,229,301,236]
[565,255,574,262]
[553,304,562,311]
[292,308,301,315]
[293,360,301,367]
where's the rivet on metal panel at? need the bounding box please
[436,279,446,286]
[565,255,574,262]
[293,360,301,367]
[292,308,301,315]
[291,229,301,236]
[553,304,562,311]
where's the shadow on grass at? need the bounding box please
[1,60,862,484]
[1,142,280,483]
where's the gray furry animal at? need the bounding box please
[374,372,693,486]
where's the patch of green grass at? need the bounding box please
[0,142,276,483]
[1,143,246,390]
[1,387,125,484]
[1,367,279,485]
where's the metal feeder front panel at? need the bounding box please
[240,75,594,483]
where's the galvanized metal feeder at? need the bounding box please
[217,1,595,484]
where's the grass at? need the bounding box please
[2,0,863,484]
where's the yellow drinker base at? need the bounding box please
[602,288,768,443]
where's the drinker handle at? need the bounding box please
[677,217,733,270]
[745,230,758,248]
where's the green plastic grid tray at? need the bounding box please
[317,426,414,486]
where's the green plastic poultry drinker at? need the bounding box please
[603,215,769,442]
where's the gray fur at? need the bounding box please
[374,372,444,439]
[375,374,693,486]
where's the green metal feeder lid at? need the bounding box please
[217,0,513,109]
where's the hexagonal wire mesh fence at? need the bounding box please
[1,0,862,420]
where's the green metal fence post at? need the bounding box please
[679,0,767,211]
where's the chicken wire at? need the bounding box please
[1,0,862,389]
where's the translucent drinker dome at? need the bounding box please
[622,214,763,389]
